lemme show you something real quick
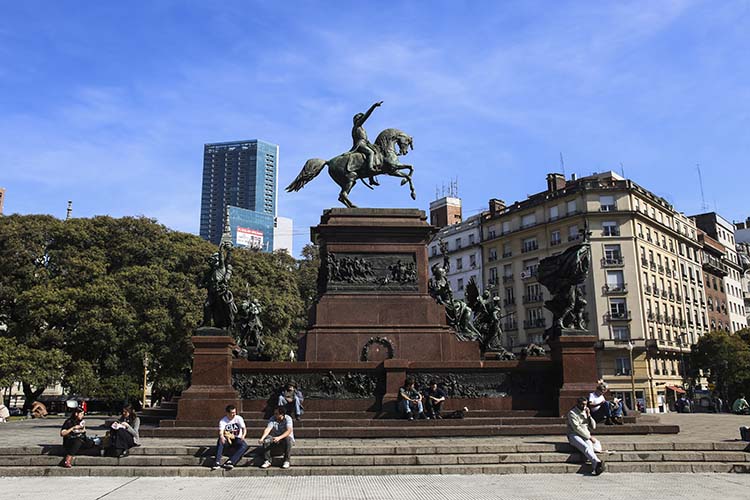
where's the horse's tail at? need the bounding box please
[285,158,327,192]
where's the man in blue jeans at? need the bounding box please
[398,378,427,420]
[212,405,248,471]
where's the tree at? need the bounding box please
[691,329,750,402]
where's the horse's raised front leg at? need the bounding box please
[396,164,416,200]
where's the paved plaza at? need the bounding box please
[2,473,750,500]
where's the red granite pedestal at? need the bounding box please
[548,330,599,416]
[300,208,480,363]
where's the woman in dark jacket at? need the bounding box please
[59,407,96,468]
[108,404,140,458]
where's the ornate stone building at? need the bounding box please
[698,230,731,332]
[479,171,708,412]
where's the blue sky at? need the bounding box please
[1,1,749,255]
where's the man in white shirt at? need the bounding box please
[587,382,613,425]
[257,406,294,469]
[212,404,248,470]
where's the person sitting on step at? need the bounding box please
[59,407,100,468]
[212,404,248,471]
[398,378,427,420]
[587,381,614,425]
[423,380,447,419]
[107,404,140,458]
[277,380,304,421]
[258,406,295,469]
[567,397,605,476]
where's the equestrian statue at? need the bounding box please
[285,101,416,208]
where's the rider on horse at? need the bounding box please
[350,101,383,185]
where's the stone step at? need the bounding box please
[1,461,748,476]
[1,450,747,468]
[141,423,679,439]
[161,416,638,428]
[1,440,746,457]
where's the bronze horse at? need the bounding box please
[285,128,415,208]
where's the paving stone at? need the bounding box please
[660,451,705,461]
[475,444,518,453]
[481,464,526,474]
[649,463,692,473]
[523,463,577,473]
[415,454,456,465]
[297,456,333,466]
[515,444,557,453]
[633,442,673,451]
[456,454,497,464]
[713,442,750,451]
[0,457,31,466]
[538,453,581,463]
[606,462,650,473]
[673,442,717,451]
[497,453,540,463]
[702,452,749,462]
[618,452,663,461]
[691,462,733,473]
[372,455,416,466]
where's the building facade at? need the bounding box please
[200,140,278,245]
[698,231,731,332]
[733,218,750,325]
[480,171,709,412]
[692,213,748,333]
[427,212,483,302]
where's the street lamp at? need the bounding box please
[142,353,149,409]
[625,341,637,413]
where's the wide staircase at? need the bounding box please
[1,438,748,476]
[142,409,680,439]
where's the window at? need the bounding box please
[549,206,559,220]
[550,230,561,246]
[503,243,512,257]
[567,200,577,214]
[488,248,497,261]
[606,270,625,292]
[457,278,464,290]
[469,254,477,267]
[502,221,511,234]
[609,298,627,318]
[522,237,538,253]
[602,221,619,237]
[488,227,496,239]
[604,244,622,264]
[503,264,513,277]
[489,267,498,284]
[431,245,438,257]
[468,233,475,245]
[522,258,538,278]
[568,225,579,241]
[521,213,537,228]
[455,257,463,270]
[600,195,615,212]
[613,327,630,340]
[455,237,462,250]
[615,357,631,375]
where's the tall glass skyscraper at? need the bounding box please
[199,139,278,245]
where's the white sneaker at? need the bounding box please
[282,461,290,469]
[260,461,272,469]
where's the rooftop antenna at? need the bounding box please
[696,163,709,211]
[65,201,73,220]
[559,152,566,177]
[620,162,626,178]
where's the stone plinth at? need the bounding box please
[300,208,480,362]
[176,327,239,422]
[548,329,599,416]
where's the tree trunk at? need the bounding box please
[21,382,45,413]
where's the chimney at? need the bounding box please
[546,173,566,192]
[489,198,506,216]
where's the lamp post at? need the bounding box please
[625,341,637,412]
[142,353,149,409]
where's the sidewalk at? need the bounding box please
[2,473,750,500]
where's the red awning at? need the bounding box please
[666,385,686,394]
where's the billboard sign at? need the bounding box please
[236,227,264,249]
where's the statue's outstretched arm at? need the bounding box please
[361,101,383,124]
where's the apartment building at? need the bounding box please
[692,213,748,333]
[480,171,708,412]
[427,210,483,301]
[698,231,732,332]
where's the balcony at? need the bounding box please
[645,285,652,295]
[641,257,649,267]
[521,243,539,253]
[523,294,544,304]
[661,290,668,299]
[649,261,657,271]
[523,318,547,330]
[521,270,538,280]
[605,311,632,322]
[503,275,514,283]
[603,283,627,294]
[652,287,660,296]
[504,322,518,331]
[503,298,515,307]
[550,240,562,247]
[502,251,512,258]
[675,294,682,302]
[568,235,581,242]
[658,265,665,274]
[601,257,624,267]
